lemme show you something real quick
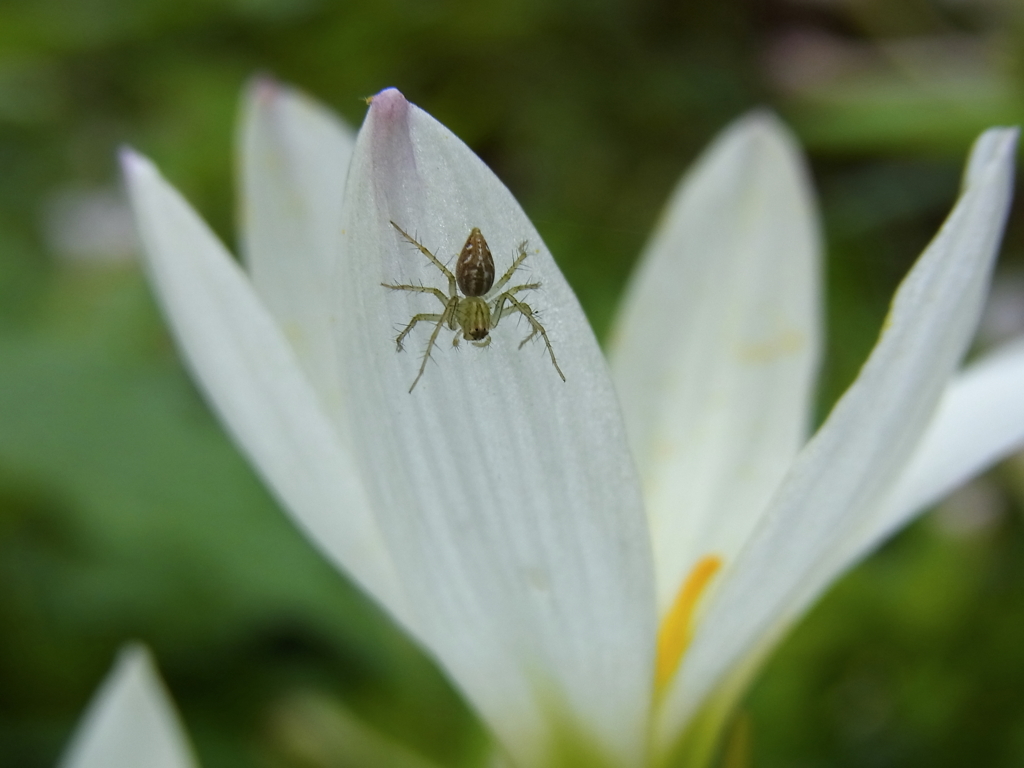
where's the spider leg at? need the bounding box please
[381,282,450,309]
[504,281,540,297]
[489,265,523,297]
[394,312,444,352]
[493,294,565,382]
[489,241,531,296]
[402,297,459,392]
[390,221,457,297]
[490,283,539,328]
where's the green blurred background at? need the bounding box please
[3,0,1024,766]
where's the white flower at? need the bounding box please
[122,80,1024,768]
[610,114,1024,764]
[58,646,197,768]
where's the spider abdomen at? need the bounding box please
[456,227,495,297]
[457,296,491,341]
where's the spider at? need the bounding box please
[383,221,566,392]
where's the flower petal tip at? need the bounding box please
[992,127,1018,162]
[984,125,1019,151]
[966,127,1019,188]
[114,642,152,670]
[117,146,151,180]
[730,109,799,153]
[246,73,283,106]
[363,88,415,171]
[736,108,784,134]
[367,87,409,119]
[108,642,165,705]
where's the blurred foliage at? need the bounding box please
[2,0,1024,767]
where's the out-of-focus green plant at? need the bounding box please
[4,1,1024,767]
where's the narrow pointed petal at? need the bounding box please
[59,645,196,768]
[663,127,1017,747]
[122,150,410,628]
[759,337,1024,687]
[333,89,656,768]
[239,78,355,410]
[609,112,821,613]
[839,334,1024,571]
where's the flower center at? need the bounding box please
[655,554,723,694]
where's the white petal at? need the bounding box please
[836,334,1024,575]
[238,78,355,413]
[333,89,656,768]
[58,645,196,768]
[609,112,822,613]
[122,150,410,629]
[663,127,1017,747]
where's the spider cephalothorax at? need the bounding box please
[383,221,565,392]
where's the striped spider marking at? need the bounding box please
[382,221,566,392]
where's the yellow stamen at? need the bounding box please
[655,554,723,694]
